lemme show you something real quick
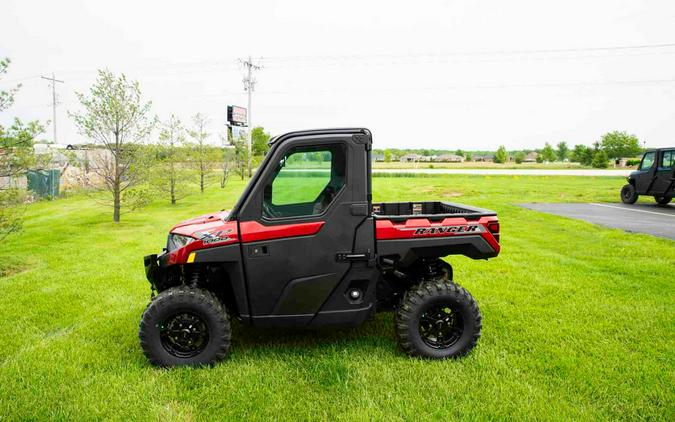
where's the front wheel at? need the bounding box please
[139,286,231,367]
[395,279,481,359]
[621,184,638,204]
[654,195,672,205]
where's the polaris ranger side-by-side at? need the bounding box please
[621,147,675,205]
[140,128,500,366]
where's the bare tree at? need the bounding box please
[189,113,213,193]
[219,133,235,188]
[153,115,192,204]
[70,70,154,222]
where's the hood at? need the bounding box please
[170,210,230,237]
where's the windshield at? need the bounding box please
[640,152,655,170]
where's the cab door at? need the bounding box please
[651,150,674,196]
[635,151,657,194]
[236,133,372,326]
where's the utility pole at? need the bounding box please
[240,56,262,177]
[41,73,64,144]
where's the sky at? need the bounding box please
[1,0,675,150]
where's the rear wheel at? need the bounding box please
[139,286,231,367]
[654,195,672,205]
[395,279,481,359]
[620,184,638,204]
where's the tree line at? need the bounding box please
[374,132,643,168]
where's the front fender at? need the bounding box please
[143,253,172,290]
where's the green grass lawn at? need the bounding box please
[0,175,673,420]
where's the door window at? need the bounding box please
[640,152,655,170]
[660,150,674,169]
[262,144,346,219]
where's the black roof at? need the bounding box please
[268,128,371,146]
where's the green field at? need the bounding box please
[372,161,610,170]
[0,175,673,420]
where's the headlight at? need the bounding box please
[167,233,195,251]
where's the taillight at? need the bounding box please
[487,222,500,243]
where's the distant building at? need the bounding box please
[473,154,494,162]
[434,154,465,163]
[372,153,385,162]
[524,152,538,162]
[400,153,422,163]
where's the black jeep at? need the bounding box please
[621,147,675,205]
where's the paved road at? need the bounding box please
[520,202,675,240]
[373,169,631,176]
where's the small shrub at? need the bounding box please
[592,150,609,168]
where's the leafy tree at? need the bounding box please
[153,115,192,204]
[494,146,508,164]
[581,148,594,166]
[535,153,544,163]
[570,144,587,163]
[383,150,392,162]
[70,70,155,222]
[251,126,271,156]
[0,58,20,112]
[230,134,249,180]
[600,131,641,159]
[1,120,44,239]
[220,146,235,188]
[556,141,569,161]
[465,152,472,161]
[455,149,464,157]
[540,143,556,162]
[592,149,609,168]
[189,113,214,194]
[514,151,526,164]
[570,144,596,166]
[1,58,40,239]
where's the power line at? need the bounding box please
[264,42,675,62]
[40,73,64,143]
[6,42,675,83]
[234,77,675,96]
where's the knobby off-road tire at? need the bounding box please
[621,184,638,204]
[654,195,672,205]
[395,279,481,359]
[139,286,231,367]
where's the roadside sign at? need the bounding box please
[227,105,247,127]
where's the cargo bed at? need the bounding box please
[372,201,497,221]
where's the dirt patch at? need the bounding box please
[0,259,29,278]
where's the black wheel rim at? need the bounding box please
[419,304,464,349]
[159,311,209,358]
[622,188,631,200]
